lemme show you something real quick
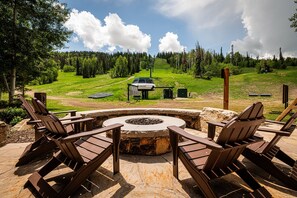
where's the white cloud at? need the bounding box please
[155,0,297,57]
[232,0,297,58]
[64,9,151,52]
[159,32,185,52]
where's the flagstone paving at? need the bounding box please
[0,127,297,198]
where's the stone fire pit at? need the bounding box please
[103,115,186,155]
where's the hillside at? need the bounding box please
[28,58,297,119]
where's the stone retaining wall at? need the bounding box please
[80,108,202,130]
[79,107,238,132]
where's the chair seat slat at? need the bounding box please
[76,139,110,155]
[81,136,111,148]
[183,148,211,160]
[179,141,207,152]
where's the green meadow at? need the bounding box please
[28,58,297,119]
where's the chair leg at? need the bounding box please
[169,131,179,179]
[112,127,121,174]
[275,149,296,167]
[191,171,216,198]
[24,155,61,194]
[236,168,261,190]
[16,137,56,166]
[38,154,62,177]
[178,154,216,198]
[243,149,297,190]
[59,152,112,198]
[236,167,272,197]
[173,160,178,179]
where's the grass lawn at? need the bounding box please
[26,58,297,120]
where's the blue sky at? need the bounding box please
[60,0,297,58]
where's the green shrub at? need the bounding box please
[0,99,22,108]
[10,116,23,126]
[63,65,76,72]
[0,100,8,108]
[110,56,129,78]
[0,107,27,125]
[228,65,243,75]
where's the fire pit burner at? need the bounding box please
[103,115,186,155]
[125,117,163,125]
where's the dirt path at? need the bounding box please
[25,92,284,116]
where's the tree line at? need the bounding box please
[51,51,152,79]
[157,44,297,79]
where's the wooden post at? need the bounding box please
[127,84,130,102]
[282,84,289,109]
[34,92,46,107]
[223,68,229,110]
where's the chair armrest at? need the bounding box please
[207,121,226,139]
[168,126,222,150]
[207,121,226,127]
[61,117,94,125]
[62,123,123,142]
[27,120,42,125]
[59,116,82,121]
[52,110,76,115]
[265,119,286,125]
[36,127,47,133]
[257,127,291,136]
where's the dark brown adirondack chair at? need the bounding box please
[16,96,56,166]
[16,96,91,166]
[25,111,123,198]
[242,112,297,190]
[168,102,271,197]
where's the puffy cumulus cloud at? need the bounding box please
[155,0,297,57]
[232,0,297,57]
[103,13,151,52]
[64,9,106,50]
[64,9,151,52]
[159,32,186,52]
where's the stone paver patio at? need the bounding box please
[0,127,297,197]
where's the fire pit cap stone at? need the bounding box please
[103,115,186,138]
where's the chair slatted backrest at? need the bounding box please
[204,102,265,171]
[262,111,297,153]
[31,98,49,115]
[19,96,44,128]
[39,113,84,163]
[32,99,84,163]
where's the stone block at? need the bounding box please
[200,107,238,135]
[0,121,9,146]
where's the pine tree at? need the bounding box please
[0,0,71,103]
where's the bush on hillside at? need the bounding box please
[0,107,27,125]
[110,56,129,78]
[63,65,76,72]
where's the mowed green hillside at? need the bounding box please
[28,58,297,117]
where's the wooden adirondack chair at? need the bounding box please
[25,111,123,198]
[16,96,92,166]
[242,111,297,190]
[16,96,56,167]
[168,102,271,197]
